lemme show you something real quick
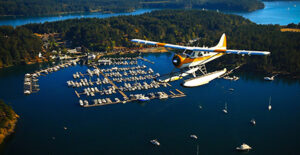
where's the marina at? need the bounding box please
[23,59,79,95]
[63,56,186,107]
[1,1,300,154]
[1,52,300,155]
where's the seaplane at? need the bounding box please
[131,33,270,87]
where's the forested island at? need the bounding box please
[0,10,299,77]
[0,100,18,144]
[0,0,264,16]
[0,26,42,68]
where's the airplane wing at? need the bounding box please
[225,50,270,56]
[131,36,270,56]
[131,39,190,50]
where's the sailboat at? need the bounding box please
[150,139,160,146]
[268,96,272,111]
[223,102,228,114]
[199,105,203,110]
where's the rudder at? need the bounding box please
[215,33,227,50]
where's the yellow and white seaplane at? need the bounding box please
[131,33,270,87]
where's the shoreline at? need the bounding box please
[0,116,18,144]
[1,47,299,80]
[0,101,19,145]
[0,8,136,18]
[0,3,265,18]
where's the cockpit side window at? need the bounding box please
[194,51,203,57]
[183,50,193,57]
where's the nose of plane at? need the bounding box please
[172,55,181,67]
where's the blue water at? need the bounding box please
[0,53,300,154]
[232,1,300,25]
[0,2,300,27]
[0,2,300,154]
[0,9,155,27]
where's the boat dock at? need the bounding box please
[75,90,80,98]
[138,56,155,64]
[95,66,129,100]
[80,90,185,107]
[66,56,186,108]
[24,74,40,95]
[24,59,79,95]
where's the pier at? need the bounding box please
[24,59,79,95]
[62,56,186,108]
[81,90,186,107]
[75,90,80,98]
[95,66,129,100]
[138,56,155,64]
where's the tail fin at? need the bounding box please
[215,33,227,50]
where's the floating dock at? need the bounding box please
[138,56,155,64]
[65,56,186,108]
[81,90,186,107]
[95,66,129,100]
[24,59,79,95]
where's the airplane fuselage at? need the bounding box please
[172,51,225,69]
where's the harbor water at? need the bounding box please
[0,1,300,154]
[0,53,300,154]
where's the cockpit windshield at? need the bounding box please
[183,50,193,57]
[181,50,204,58]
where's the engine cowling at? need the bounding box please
[172,55,181,67]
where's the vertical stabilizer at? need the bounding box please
[215,33,227,50]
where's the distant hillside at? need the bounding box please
[23,10,300,77]
[0,0,264,16]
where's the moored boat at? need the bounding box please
[250,119,256,125]
[190,134,198,139]
[236,143,252,151]
[138,95,150,101]
[150,139,160,146]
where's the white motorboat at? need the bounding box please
[223,103,228,114]
[137,95,150,102]
[268,96,272,111]
[190,135,198,139]
[199,105,203,109]
[79,100,84,106]
[150,139,160,146]
[236,143,252,151]
[264,75,276,81]
[24,90,31,95]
